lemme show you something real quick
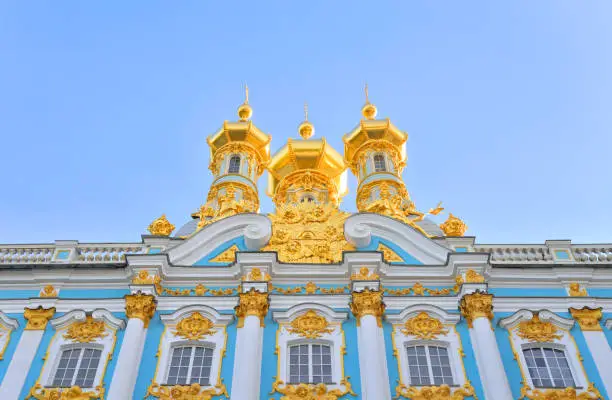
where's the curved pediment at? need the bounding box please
[167,213,272,266]
[344,213,450,265]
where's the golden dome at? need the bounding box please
[237,103,252,121]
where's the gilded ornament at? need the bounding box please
[383,282,454,297]
[305,281,317,294]
[350,289,385,327]
[24,306,55,330]
[350,267,379,281]
[412,282,425,296]
[569,307,602,331]
[270,377,356,400]
[401,312,448,340]
[440,214,467,237]
[64,316,107,343]
[519,382,602,400]
[262,202,354,264]
[195,284,207,296]
[196,182,258,231]
[459,291,493,328]
[377,243,403,262]
[132,270,162,293]
[242,267,271,282]
[28,384,104,400]
[287,310,334,339]
[125,293,157,327]
[516,313,562,342]
[148,214,175,236]
[209,244,239,263]
[464,269,485,283]
[174,312,216,340]
[395,382,475,400]
[569,283,587,297]
[234,288,269,328]
[40,285,58,298]
[147,381,228,400]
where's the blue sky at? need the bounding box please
[1,1,611,244]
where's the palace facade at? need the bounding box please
[0,92,611,400]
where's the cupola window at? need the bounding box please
[300,194,316,203]
[52,347,102,388]
[406,344,454,386]
[166,345,214,386]
[523,347,575,388]
[228,155,241,174]
[373,154,387,172]
[288,343,333,384]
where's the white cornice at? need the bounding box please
[160,305,234,326]
[498,309,574,331]
[385,304,461,325]
[272,303,348,323]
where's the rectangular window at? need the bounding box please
[523,347,575,388]
[288,343,332,384]
[228,156,241,174]
[167,346,214,386]
[374,154,387,172]
[406,345,453,386]
[52,347,102,388]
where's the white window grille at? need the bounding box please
[288,343,333,384]
[52,347,102,388]
[523,347,575,388]
[166,345,214,386]
[406,345,454,386]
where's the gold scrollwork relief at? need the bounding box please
[174,312,216,340]
[147,381,228,400]
[271,282,348,295]
[401,312,449,340]
[28,384,104,400]
[519,382,603,400]
[270,377,356,400]
[383,279,462,297]
[64,316,107,343]
[464,269,485,283]
[395,383,475,400]
[569,282,587,297]
[569,307,602,331]
[350,267,379,281]
[132,270,162,293]
[161,284,237,297]
[350,289,385,327]
[458,291,493,328]
[287,310,334,339]
[39,285,58,298]
[516,313,562,342]
[234,288,269,328]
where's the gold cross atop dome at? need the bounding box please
[298,102,315,139]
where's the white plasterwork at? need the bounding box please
[0,311,18,360]
[154,305,233,388]
[39,309,124,390]
[387,305,466,388]
[273,303,348,390]
[605,319,612,330]
[499,309,590,391]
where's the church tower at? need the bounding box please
[196,88,271,229]
[343,87,431,235]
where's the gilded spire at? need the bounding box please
[298,102,315,139]
[237,84,253,121]
[361,83,378,120]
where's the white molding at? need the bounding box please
[385,304,461,325]
[160,305,234,326]
[272,303,348,324]
[605,319,612,330]
[0,311,19,331]
[499,310,574,331]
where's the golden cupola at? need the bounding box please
[266,104,347,207]
[343,87,438,235]
[195,87,271,230]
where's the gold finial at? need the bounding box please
[237,84,253,121]
[361,83,378,120]
[298,101,315,139]
[147,214,175,236]
[440,213,467,237]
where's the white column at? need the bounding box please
[351,290,391,400]
[461,292,513,400]
[107,293,156,400]
[0,307,55,400]
[230,289,268,400]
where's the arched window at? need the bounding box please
[406,344,453,386]
[373,154,387,172]
[228,155,241,174]
[166,345,215,386]
[288,343,332,384]
[300,194,316,203]
[522,347,575,388]
[52,347,102,387]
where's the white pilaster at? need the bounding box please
[230,314,264,400]
[581,331,612,395]
[356,314,391,400]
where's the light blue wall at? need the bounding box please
[135,313,164,398]
[488,288,567,297]
[0,314,25,384]
[455,319,484,399]
[260,313,279,399]
[571,323,609,399]
[20,314,60,399]
[102,312,127,389]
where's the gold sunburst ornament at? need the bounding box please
[516,313,562,342]
[174,312,216,340]
[64,316,108,343]
[401,312,448,340]
[147,214,175,236]
[287,310,334,339]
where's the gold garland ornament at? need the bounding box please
[516,313,562,342]
[147,381,228,400]
[28,384,104,400]
[519,382,602,400]
[395,382,476,400]
[24,306,56,330]
[459,291,493,328]
[270,377,356,400]
[401,312,448,340]
[64,316,107,343]
[174,312,216,340]
[350,289,385,327]
[234,288,269,328]
[125,292,157,328]
[148,214,175,236]
[287,310,334,339]
[569,307,602,331]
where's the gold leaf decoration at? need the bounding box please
[39,285,58,298]
[465,269,485,283]
[350,267,379,281]
[350,289,385,327]
[174,312,216,340]
[287,310,334,339]
[519,382,603,400]
[440,213,467,237]
[271,377,356,399]
[209,245,240,263]
[147,381,228,400]
[28,384,104,400]
[64,316,107,343]
[377,243,403,262]
[148,214,175,236]
[569,282,587,297]
[401,312,448,340]
[383,282,455,297]
[234,288,269,328]
[569,307,603,331]
[459,290,493,328]
[395,382,475,400]
[516,313,562,342]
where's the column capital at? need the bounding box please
[235,288,269,328]
[569,306,602,331]
[125,292,157,327]
[24,306,56,330]
[350,289,385,327]
[459,290,493,328]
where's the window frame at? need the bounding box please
[50,344,104,388]
[164,344,216,386]
[287,341,334,385]
[373,153,387,172]
[404,342,455,386]
[227,155,241,174]
[521,344,576,389]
